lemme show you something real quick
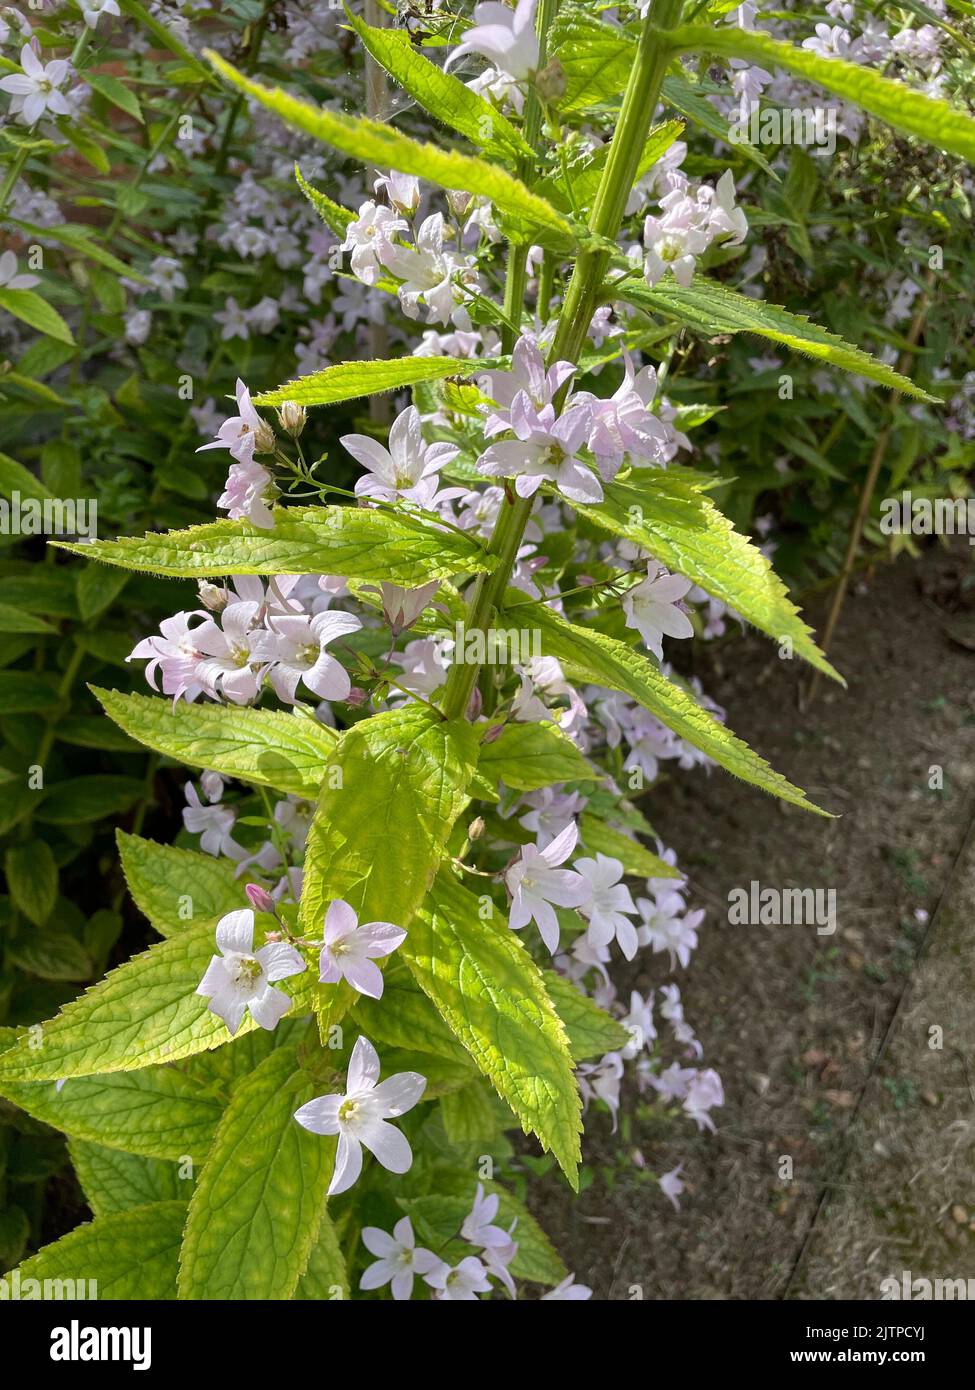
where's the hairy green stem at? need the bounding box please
[440,0,684,721]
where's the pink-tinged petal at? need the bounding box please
[371,1071,426,1117]
[341,956,385,1000]
[255,941,305,982]
[324,898,358,943]
[340,432,395,481]
[347,1035,381,1092]
[534,902,561,955]
[317,949,343,985]
[360,1117,413,1174]
[328,1131,363,1195]
[362,1225,399,1259]
[303,654,351,702]
[359,922,407,957]
[215,908,254,955]
[248,984,291,1031]
[294,1094,341,1135]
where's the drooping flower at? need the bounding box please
[479,334,576,438]
[659,1162,685,1212]
[196,378,275,464]
[576,853,639,961]
[341,405,459,505]
[217,455,277,529]
[622,565,694,660]
[0,44,71,126]
[81,0,120,29]
[294,1036,426,1196]
[505,821,589,954]
[128,611,208,704]
[372,579,441,636]
[196,908,305,1035]
[577,1051,624,1131]
[258,609,362,704]
[182,781,246,861]
[359,1217,439,1301]
[445,0,540,82]
[317,899,407,999]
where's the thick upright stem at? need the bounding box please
[441,0,684,720]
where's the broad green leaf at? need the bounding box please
[59,505,494,585]
[84,71,144,123]
[660,72,776,177]
[178,1045,335,1300]
[552,11,635,111]
[543,970,632,1060]
[76,564,129,622]
[118,831,246,939]
[0,1068,222,1160]
[351,974,473,1067]
[346,10,532,161]
[0,450,54,500]
[95,688,337,798]
[0,287,75,344]
[0,601,57,633]
[404,871,582,1187]
[35,774,145,825]
[294,1208,349,1300]
[69,1140,184,1217]
[205,50,573,238]
[295,164,354,236]
[674,24,975,162]
[7,932,90,981]
[253,354,484,408]
[517,599,828,815]
[616,277,936,401]
[0,920,308,1082]
[578,812,680,880]
[476,719,599,792]
[10,1200,187,1300]
[579,472,842,680]
[5,841,58,926]
[440,1077,504,1143]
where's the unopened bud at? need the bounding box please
[253,418,276,454]
[534,58,566,104]
[198,581,229,612]
[446,188,474,219]
[482,722,505,744]
[345,686,368,707]
[468,816,485,842]
[245,883,275,913]
[277,400,307,437]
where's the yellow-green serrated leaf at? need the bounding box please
[0,921,310,1082]
[578,812,680,880]
[253,354,484,407]
[301,705,479,928]
[404,871,582,1187]
[58,506,493,584]
[178,1045,334,1300]
[300,706,479,1038]
[294,1207,349,1300]
[69,1139,184,1218]
[0,1068,222,1160]
[542,970,632,1061]
[294,164,354,236]
[11,1200,187,1300]
[476,719,599,792]
[579,473,842,681]
[205,50,573,238]
[0,287,74,345]
[440,1077,503,1143]
[675,23,975,162]
[118,831,246,939]
[95,688,336,798]
[518,599,829,815]
[346,10,532,162]
[617,277,936,401]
